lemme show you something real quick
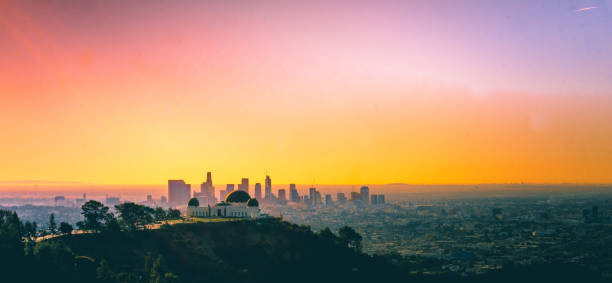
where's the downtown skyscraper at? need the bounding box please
[265,175,272,200]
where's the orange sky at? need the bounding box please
[1,1,612,186]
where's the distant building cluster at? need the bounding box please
[167,171,386,217]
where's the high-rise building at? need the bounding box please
[254,183,262,200]
[54,196,67,207]
[219,190,227,202]
[238,178,249,193]
[196,171,216,206]
[75,193,87,208]
[303,196,312,207]
[325,194,333,206]
[105,196,120,206]
[336,193,347,205]
[309,187,316,202]
[168,180,191,206]
[160,196,167,204]
[146,195,153,203]
[278,189,286,202]
[350,192,361,203]
[360,186,370,205]
[265,175,272,199]
[226,184,235,192]
[313,191,322,206]
[371,194,386,205]
[289,184,299,202]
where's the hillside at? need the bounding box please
[3,217,608,283]
[59,219,375,282]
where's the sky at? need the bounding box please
[1,0,612,186]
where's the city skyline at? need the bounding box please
[2,0,612,185]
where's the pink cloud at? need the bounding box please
[575,6,598,12]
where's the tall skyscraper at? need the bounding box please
[371,194,386,205]
[219,190,228,202]
[337,193,347,205]
[226,184,235,192]
[309,187,317,203]
[325,194,333,206]
[360,186,370,205]
[313,191,322,206]
[265,175,272,199]
[238,178,249,193]
[350,192,360,203]
[196,171,216,206]
[254,183,262,200]
[278,189,286,202]
[168,180,191,206]
[289,184,299,202]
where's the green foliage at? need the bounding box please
[23,221,37,240]
[115,202,155,231]
[113,272,139,283]
[318,227,339,243]
[154,207,167,222]
[338,226,363,252]
[48,213,57,235]
[96,259,114,282]
[149,255,164,283]
[59,222,74,235]
[77,200,110,232]
[34,240,75,275]
[166,208,181,220]
[162,272,180,283]
[0,209,25,260]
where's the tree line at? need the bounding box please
[1,200,182,243]
[76,200,181,233]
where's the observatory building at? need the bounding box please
[186,190,260,218]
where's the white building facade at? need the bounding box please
[186,190,260,218]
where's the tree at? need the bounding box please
[59,222,73,236]
[318,227,339,244]
[34,241,75,275]
[162,273,180,283]
[23,221,37,241]
[0,210,25,261]
[166,208,181,220]
[48,213,57,235]
[103,213,122,234]
[96,259,114,283]
[149,255,164,283]
[115,202,154,231]
[154,207,167,222]
[77,200,110,232]
[338,226,362,252]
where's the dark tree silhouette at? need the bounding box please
[23,221,37,241]
[48,213,57,235]
[154,207,167,222]
[59,222,73,236]
[318,227,339,244]
[115,202,154,230]
[338,226,363,252]
[77,200,110,232]
[167,208,181,220]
